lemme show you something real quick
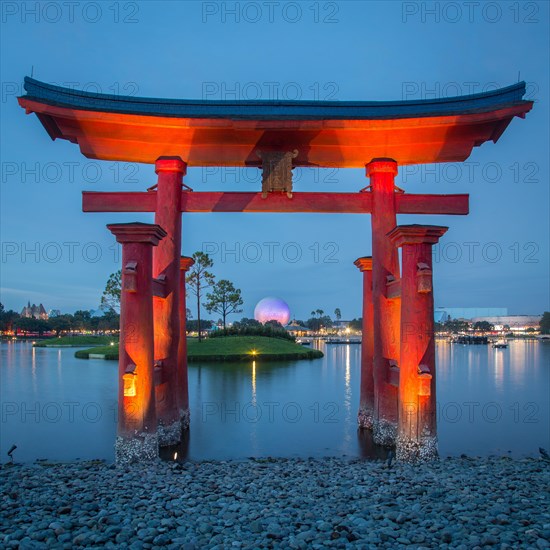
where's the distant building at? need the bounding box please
[285,320,312,337]
[471,315,541,331]
[48,309,61,318]
[332,320,352,330]
[435,307,508,323]
[21,301,48,320]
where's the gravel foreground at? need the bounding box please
[1,457,549,549]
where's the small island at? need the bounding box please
[72,335,323,362]
[34,335,116,348]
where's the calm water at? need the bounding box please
[0,340,548,462]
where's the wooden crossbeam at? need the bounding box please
[152,276,166,299]
[386,279,402,300]
[82,191,469,215]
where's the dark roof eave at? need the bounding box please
[19,77,533,121]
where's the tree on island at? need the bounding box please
[334,308,342,322]
[233,317,261,329]
[209,317,294,341]
[100,270,121,313]
[540,312,550,334]
[186,252,215,342]
[204,279,243,330]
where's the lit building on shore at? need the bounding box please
[285,321,313,337]
[435,307,508,322]
[435,307,541,331]
[20,301,48,320]
[471,315,542,332]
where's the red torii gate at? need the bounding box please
[18,78,532,462]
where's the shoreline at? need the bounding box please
[2,457,549,549]
[73,335,324,362]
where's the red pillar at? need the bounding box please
[153,157,186,445]
[354,256,374,429]
[388,224,448,462]
[107,222,167,462]
[177,256,195,426]
[367,158,400,445]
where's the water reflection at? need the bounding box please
[343,345,352,447]
[492,347,504,392]
[249,360,259,456]
[251,360,257,404]
[1,340,548,462]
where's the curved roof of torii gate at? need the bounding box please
[18,77,532,167]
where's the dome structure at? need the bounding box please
[254,297,291,325]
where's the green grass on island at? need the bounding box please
[74,345,120,360]
[187,336,323,361]
[75,336,323,361]
[34,335,118,348]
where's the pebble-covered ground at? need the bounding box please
[1,457,549,549]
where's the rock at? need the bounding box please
[0,458,548,550]
[249,520,263,533]
[395,513,407,524]
[352,517,369,531]
[153,533,171,546]
[198,523,212,534]
[481,534,499,545]
[315,521,331,531]
[72,533,91,545]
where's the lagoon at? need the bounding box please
[0,340,548,462]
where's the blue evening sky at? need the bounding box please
[0,1,548,320]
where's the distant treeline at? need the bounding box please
[0,305,119,336]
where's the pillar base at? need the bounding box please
[396,434,438,463]
[357,407,374,430]
[115,433,159,463]
[180,408,190,430]
[372,418,397,447]
[158,409,190,446]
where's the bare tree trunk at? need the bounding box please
[197,282,202,343]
